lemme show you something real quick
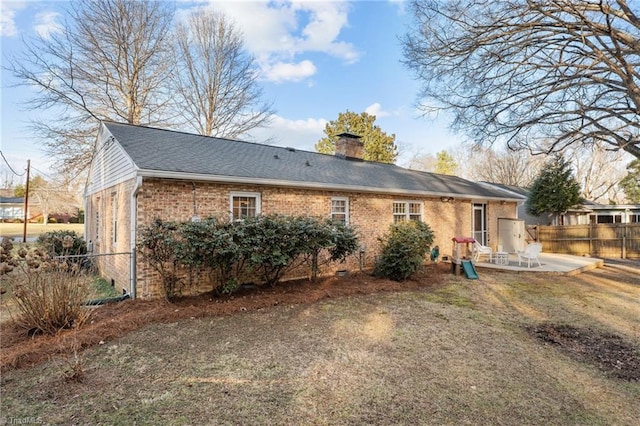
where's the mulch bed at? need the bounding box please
[1,264,449,372]
[528,324,640,381]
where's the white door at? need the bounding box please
[473,204,487,245]
[498,218,525,253]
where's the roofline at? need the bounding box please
[477,182,528,199]
[136,169,522,202]
[588,204,640,209]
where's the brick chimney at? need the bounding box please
[334,132,364,159]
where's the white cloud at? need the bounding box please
[34,11,61,39]
[365,102,391,118]
[364,102,402,118]
[263,60,317,83]
[293,1,359,63]
[201,0,359,82]
[0,2,26,37]
[249,114,327,150]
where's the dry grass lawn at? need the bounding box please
[0,223,84,239]
[1,264,639,425]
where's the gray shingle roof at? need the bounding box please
[0,197,24,204]
[104,121,517,200]
[478,182,529,199]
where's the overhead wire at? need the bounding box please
[0,150,26,177]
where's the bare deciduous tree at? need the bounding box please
[402,0,640,159]
[0,167,17,192]
[15,175,79,224]
[7,0,176,173]
[461,147,544,187]
[566,144,629,203]
[172,10,273,138]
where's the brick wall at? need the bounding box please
[85,179,135,294]
[130,178,518,298]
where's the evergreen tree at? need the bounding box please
[526,155,582,224]
[315,111,398,163]
[619,159,640,203]
[434,150,458,175]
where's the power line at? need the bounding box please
[30,165,55,180]
[0,150,26,177]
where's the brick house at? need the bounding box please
[84,121,521,298]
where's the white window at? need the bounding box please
[111,193,118,246]
[95,197,101,241]
[393,201,422,223]
[230,192,261,220]
[331,197,349,224]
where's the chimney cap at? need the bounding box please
[336,132,362,139]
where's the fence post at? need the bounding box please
[622,222,627,259]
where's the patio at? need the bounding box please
[473,252,605,275]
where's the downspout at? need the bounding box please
[130,175,143,299]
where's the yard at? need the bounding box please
[1,263,639,425]
[0,223,84,239]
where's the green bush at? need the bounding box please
[297,217,359,280]
[137,219,183,301]
[242,215,308,286]
[374,221,435,281]
[137,215,359,300]
[179,217,246,295]
[37,230,87,257]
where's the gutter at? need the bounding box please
[136,169,522,203]
[129,175,143,299]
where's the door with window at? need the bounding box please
[473,204,487,245]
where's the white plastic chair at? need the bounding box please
[517,243,542,268]
[472,241,493,262]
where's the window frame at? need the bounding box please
[330,197,349,224]
[392,201,423,223]
[229,191,261,221]
[95,197,101,242]
[111,193,118,247]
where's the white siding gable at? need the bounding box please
[85,124,137,195]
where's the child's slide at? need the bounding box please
[461,260,479,279]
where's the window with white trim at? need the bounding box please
[111,193,118,246]
[331,197,349,224]
[230,192,261,220]
[95,197,101,241]
[393,201,422,223]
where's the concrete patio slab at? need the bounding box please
[473,253,604,276]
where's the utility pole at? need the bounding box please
[22,159,30,243]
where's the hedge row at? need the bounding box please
[137,215,359,300]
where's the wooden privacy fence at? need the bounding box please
[527,223,640,259]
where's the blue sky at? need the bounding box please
[0,0,463,179]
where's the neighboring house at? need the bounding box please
[0,197,26,220]
[569,202,640,225]
[479,182,640,225]
[85,121,521,299]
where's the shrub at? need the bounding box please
[374,221,435,281]
[1,239,91,335]
[137,215,360,298]
[297,217,359,280]
[242,215,307,286]
[137,219,184,301]
[37,230,87,257]
[179,217,246,295]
